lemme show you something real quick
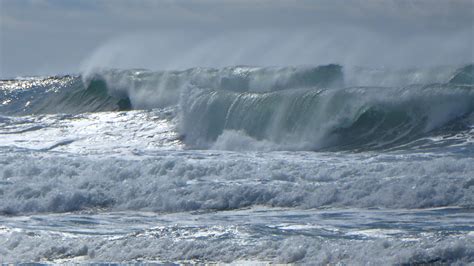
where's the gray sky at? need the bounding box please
[1,0,473,78]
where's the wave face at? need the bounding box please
[1,64,473,151]
[180,84,474,150]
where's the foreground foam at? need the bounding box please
[0,150,473,214]
[1,208,473,264]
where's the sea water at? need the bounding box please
[0,64,473,264]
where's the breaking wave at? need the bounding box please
[179,84,473,150]
[1,64,473,151]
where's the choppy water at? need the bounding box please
[0,64,473,264]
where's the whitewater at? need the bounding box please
[0,63,473,264]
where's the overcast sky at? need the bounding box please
[0,0,473,78]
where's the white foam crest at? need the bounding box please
[211,130,277,151]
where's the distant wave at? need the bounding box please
[1,64,473,151]
[0,76,129,115]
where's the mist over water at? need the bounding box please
[2,0,473,78]
[79,27,473,76]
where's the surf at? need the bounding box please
[1,64,473,151]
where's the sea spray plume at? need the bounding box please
[2,0,473,77]
[78,26,473,78]
[449,64,474,85]
[344,65,462,87]
[79,64,344,110]
[344,64,474,88]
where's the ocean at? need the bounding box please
[0,64,473,264]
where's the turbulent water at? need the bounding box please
[0,64,473,264]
